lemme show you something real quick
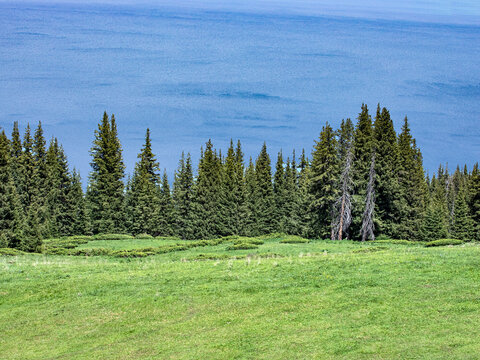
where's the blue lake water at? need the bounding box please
[0,1,479,181]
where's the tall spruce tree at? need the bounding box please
[469,163,480,240]
[244,157,258,236]
[295,149,311,237]
[255,143,275,234]
[397,117,427,240]
[309,123,338,238]
[156,170,174,236]
[451,183,474,240]
[351,104,374,239]
[373,105,401,237]
[273,150,287,231]
[87,112,125,234]
[68,169,89,235]
[0,131,23,248]
[193,140,224,238]
[173,152,196,239]
[283,155,299,234]
[129,129,161,235]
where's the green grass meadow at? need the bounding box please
[1,236,480,359]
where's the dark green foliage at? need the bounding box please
[397,117,427,240]
[470,163,480,240]
[0,248,26,256]
[421,200,449,241]
[127,129,161,235]
[193,140,225,239]
[244,157,258,236]
[295,149,312,237]
[0,131,23,248]
[87,112,125,234]
[424,239,464,247]
[373,106,402,237]
[135,233,154,239]
[351,105,374,239]
[222,140,247,236]
[156,170,174,236]
[254,143,275,234]
[173,152,196,239]
[232,238,264,245]
[451,185,474,241]
[309,123,338,238]
[226,243,259,250]
[93,233,132,240]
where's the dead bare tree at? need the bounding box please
[361,152,376,242]
[331,145,353,240]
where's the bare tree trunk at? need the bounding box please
[331,145,353,240]
[361,152,376,242]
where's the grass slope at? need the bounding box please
[1,237,480,359]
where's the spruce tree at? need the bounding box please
[283,155,299,234]
[273,150,286,231]
[469,163,480,240]
[397,117,427,240]
[222,140,246,235]
[156,170,174,236]
[373,105,401,238]
[244,157,259,236]
[68,169,89,235]
[0,131,23,248]
[351,104,374,239]
[10,121,23,192]
[255,143,275,234]
[173,152,196,239]
[129,129,161,235]
[451,184,474,240]
[193,140,224,238]
[295,149,311,237]
[309,123,338,239]
[87,112,126,234]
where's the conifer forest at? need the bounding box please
[1,104,479,252]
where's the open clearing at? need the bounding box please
[1,236,480,359]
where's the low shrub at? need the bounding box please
[93,234,133,241]
[70,248,113,256]
[280,236,309,244]
[0,248,26,256]
[226,243,259,250]
[233,238,264,245]
[192,253,233,261]
[425,239,464,247]
[135,233,153,239]
[374,239,418,245]
[43,248,72,255]
[352,246,388,253]
[375,234,391,241]
[259,232,287,240]
[112,249,154,258]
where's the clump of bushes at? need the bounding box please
[93,234,133,241]
[192,253,233,261]
[226,243,259,250]
[280,236,309,244]
[425,239,464,247]
[135,233,153,239]
[374,239,418,245]
[375,234,391,241]
[70,248,113,256]
[0,248,26,256]
[352,246,388,253]
[233,238,264,245]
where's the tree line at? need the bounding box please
[1,104,479,251]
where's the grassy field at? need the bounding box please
[1,235,480,359]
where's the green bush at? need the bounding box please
[226,243,259,250]
[0,248,26,256]
[374,239,418,245]
[352,246,388,253]
[233,238,264,245]
[43,248,72,255]
[192,253,233,260]
[425,239,464,247]
[280,236,309,244]
[93,234,133,241]
[259,232,287,240]
[70,248,113,256]
[135,233,153,239]
[112,249,154,258]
